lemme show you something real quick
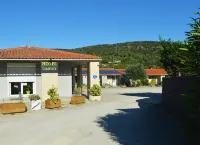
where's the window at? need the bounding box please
[11,82,21,95]
[10,82,34,96]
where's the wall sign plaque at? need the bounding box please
[41,62,58,73]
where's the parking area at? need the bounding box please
[0,87,187,145]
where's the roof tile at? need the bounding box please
[0,47,100,59]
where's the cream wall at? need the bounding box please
[41,73,58,101]
[87,62,100,88]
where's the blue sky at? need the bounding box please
[0,0,199,49]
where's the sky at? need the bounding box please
[0,0,199,49]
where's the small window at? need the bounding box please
[10,82,34,96]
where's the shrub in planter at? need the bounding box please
[70,87,85,104]
[45,86,61,109]
[89,84,101,101]
[29,94,41,111]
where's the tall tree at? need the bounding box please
[159,38,189,76]
[185,10,200,76]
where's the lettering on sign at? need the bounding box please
[41,62,58,73]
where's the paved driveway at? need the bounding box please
[0,87,187,145]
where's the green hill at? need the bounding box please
[57,41,162,69]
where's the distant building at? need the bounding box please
[117,68,168,84]
[75,68,168,86]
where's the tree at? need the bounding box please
[126,64,147,82]
[159,38,189,76]
[184,10,200,76]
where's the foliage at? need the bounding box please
[89,84,101,96]
[102,83,111,88]
[126,64,147,81]
[74,87,82,96]
[150,79,157,86]
[136,80,143,87]
[57,41,163,69]
[25,84,32,91]
[119,74,130,86]
[120,84,127,88]
[141,79,149,86]
[160,10,200,77]
[160,38,190,76]
[47,86,59,104]
[184,11,200,77]
[29,94,40,101]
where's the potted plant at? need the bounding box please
[29,94,41,111]
[0,93,26,114]
[25,84,31,94]
[89,84,101,101]
[70,87,85,104]
[45,86,61,109]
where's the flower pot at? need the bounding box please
[45,99,61,109]
[89,95,101,101]
[0,103,26,114]
[26,91,31,94]
[31,100,41,111]
[70,96,85,104]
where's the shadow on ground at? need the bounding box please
[96,93,188,145]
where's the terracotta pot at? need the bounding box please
[70,96,85,104]
[45,99,61,109]
[0,103,26,114]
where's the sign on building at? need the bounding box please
[41,62,58,73]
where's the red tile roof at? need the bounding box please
[0,47,100,60]
[116,68,168,76]
[145,69,168,76]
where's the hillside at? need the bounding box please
[57,41,162,69]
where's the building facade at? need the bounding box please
[0,47,101,101]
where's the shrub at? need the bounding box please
[150,79,157,86]
[89,84,101,96]
[29,94,40,101]
[102,83,111,88]
[136,80,143,87]
[74,87,82,96]
[47,86,59,104]
[120,84,127,88]
[142,79,149,86]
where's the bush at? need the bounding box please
[74,87,82,96]
[47,86,59,103]
[102,83,111,88]
[142,79,149,86]
[120,84,127,88]
[29,94,40,101]
[89,84,101,96]
[150,79,157,86]
[136,80,143,87]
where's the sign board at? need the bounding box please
[41,62,58,73]
[93,75,97,79]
